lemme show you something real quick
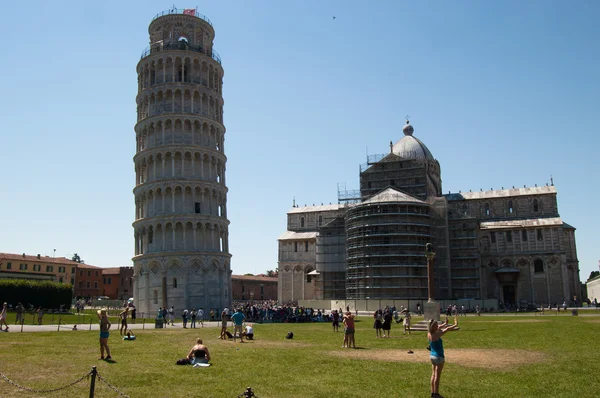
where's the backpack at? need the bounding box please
[285,332,294,339]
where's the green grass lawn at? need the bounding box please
[1,315,599,397]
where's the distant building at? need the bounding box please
[278,121,581,307]
[231,275,277,301]
[587,274,600,303]
[0,252,78,284]
[102,267,134,300]
[75,264,103,298]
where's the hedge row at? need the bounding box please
[0,279,73,309]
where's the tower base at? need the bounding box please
[423,301,441,322]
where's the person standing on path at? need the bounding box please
[37,307,44,325]
[1,302,8,331]
[427,317,459,398]
[168,306,175,326]
[182,309,189,328]
[190,309,197,329]
[15,302,24,325]
[130,306,137,324]
[231,308,246,343]
[97,309,112,361]
[197,308,204,328]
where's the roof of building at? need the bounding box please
[0,253,81,266]
[288,204,342,214]
[278,231,318,240]
[75,263,103,269]
[391,121,435,161]
[445,185,556,201]
[361,187,426,205]
[102,267,122,275]
[231,274,278,282]
[479,217,563,230]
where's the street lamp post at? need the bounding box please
[425,243,436,303]
[423,243,440,321]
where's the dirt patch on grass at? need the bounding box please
[328,348,545,370]
[470,319,549,323]
[235,340,309,349]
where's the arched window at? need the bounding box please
[318,215,323,226]
[522,230,528,241]
[306,270,314,283]
[153,290,158,304]
[508,200,513,214]
[300,217,305,228]
[506,231,512,243]
[462,204,468,215]
[305,241,309,252]
[173,278,177,288]
[537,229,543,241]
[533,199,539,212]
[534,259,544,273]
[490,231,496,243]
[485,203,490,216]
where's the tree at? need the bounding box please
[71,253,84,263]
[587,271,600,281]
[244,273,254,276]
[265,270,278,277]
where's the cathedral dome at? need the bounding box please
[392,121,434,161]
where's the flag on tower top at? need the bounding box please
[183,9,195,16]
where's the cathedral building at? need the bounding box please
[278,121,580,307]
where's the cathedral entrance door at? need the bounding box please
[503,285,516,306]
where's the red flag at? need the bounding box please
[183,9,195,16]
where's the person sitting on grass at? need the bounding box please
[243,324,254,340]
[187,338,211,365]
[123,330,136,340]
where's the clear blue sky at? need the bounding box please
[1,1,598,282]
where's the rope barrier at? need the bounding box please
[96,372,131,398]
[1,367,130,397]
[0,369,92,394]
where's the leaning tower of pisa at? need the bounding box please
[132,8,231,316]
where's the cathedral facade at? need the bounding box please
[278,121,580,307]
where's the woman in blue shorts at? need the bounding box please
[97,309,112,360]
[427,317,459,398]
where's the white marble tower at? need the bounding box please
[132,8,231,316]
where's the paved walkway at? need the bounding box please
[3,308,598,333]
[2,320,221,333]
